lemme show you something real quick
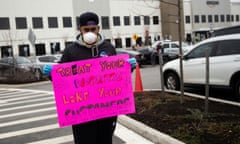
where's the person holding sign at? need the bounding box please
[43,12,136,144]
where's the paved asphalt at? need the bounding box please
[0,88,154,144]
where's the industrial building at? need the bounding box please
[0,0,239,57]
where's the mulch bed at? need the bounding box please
[128,91,240,144]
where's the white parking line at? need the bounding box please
[0,99,7,104]
[0,101,55,113]
[0,114,57,128]
[0,107,56,119]
[26,135,73,144]
[0,92,35,99]
[0,91,27,97]
[0,88,53,95]
[0,124,59,139]
[0,97,53,107]
[1,93,50,102]
[0,90,12,94]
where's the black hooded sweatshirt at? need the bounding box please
[60,33,116,63]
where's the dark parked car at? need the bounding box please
[137,47,159,65]
[0,56,42,83]
[116,48,144,68]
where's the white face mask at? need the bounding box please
[83,32,97,45]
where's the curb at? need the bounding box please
[118,115,185,144]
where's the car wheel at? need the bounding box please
[35,69,42,81]
[164,72,180,90]
[234,79,240,99]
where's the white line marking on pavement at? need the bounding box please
[0,90,19,95]
[0,90,12,94]
[0,101,55,112]
[0,124,59,139]
[0,97,53,107]
[2,93,50,102]
[115,123,154,144]
[0,88,53,95]
[0,114,57,128]
[0,107,56,119]
[26,135,73,144]
[0,92,35,99]
[0,100,7,104]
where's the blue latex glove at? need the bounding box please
[127,57,137,69]
[42,64,53,76]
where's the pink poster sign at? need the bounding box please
[51,54,135,127]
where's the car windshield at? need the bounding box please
[152,41,161,48]
[16,57,32,64]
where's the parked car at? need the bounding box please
[137,40,191,65]
[0,56,42,83]
[29,54,62,72]
[30,54,62,65]
[136,47,153,65]
[152,40,191,63]
[116,48,144,70]
[163,34,240,98]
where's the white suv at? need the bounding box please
[163,34,240,98]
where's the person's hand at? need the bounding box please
[42,64,53,76]
[127,57,137,69]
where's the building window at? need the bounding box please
[144,16,150,25]
[208,15,212,23]
[185,15,190,24]
[194,15,199,23]
[101,16,110,29]
[1,46,13,57]
[115,38,122,48]
[50,42,60,54]
[153,16,159,25]
[15,17,27,29]
[125,37,131,47]
[226,15,231,22]
[214,15,219,23]
[65,41,73,48]
[201,15,206,23]
[220,15,225,22]
[63,17,72,28]
[48,17,58,28]
[18,44,30,56]
[231,15,234,22]
[124,16,130,26]
[32,17,43,29]
[35,43,46,56]
[134,16,141,25]
[236,15,239,22]
[0,17,10,30]
[113,16,120,26]
[76,16,80,28]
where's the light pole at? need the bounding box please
[177,0,184,104]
